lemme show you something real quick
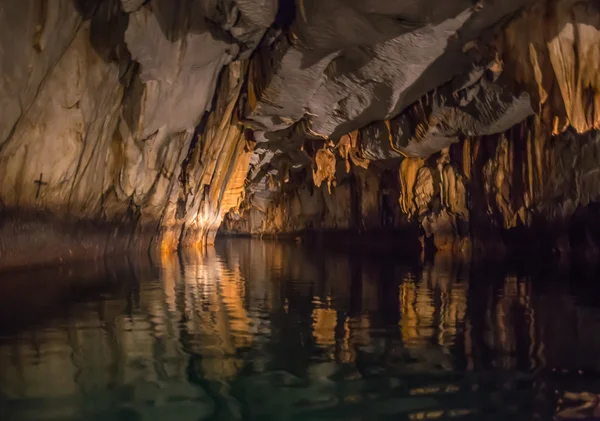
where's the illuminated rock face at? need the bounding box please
[1,0,600,268]
[225,127,600,256]
[225,0,600,257]
[0,0,266,268]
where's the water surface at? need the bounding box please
[2,239,600,421]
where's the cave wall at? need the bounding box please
[223,125,600,257]
[1,0,600,269]
[223,0,600,258]
[0,0,268,269]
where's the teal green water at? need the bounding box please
[1,239,600,421]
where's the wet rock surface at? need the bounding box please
[0,0,264,269]
[1,0,600,268]
[224,126,600,258]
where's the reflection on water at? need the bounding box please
[2,239,600,420]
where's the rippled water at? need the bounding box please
[2,239,600,421]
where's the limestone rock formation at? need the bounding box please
[1,0,600,268]
[0,0,266,268]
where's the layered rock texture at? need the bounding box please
[0,0,263,268]
[1,0,599,268]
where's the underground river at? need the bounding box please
[2,239,600,420]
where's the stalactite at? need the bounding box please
[398,157,425,216]
[501,0,600,135]
[312,146,336,194]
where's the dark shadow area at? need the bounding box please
[275,0,296,29]
[73,0,130,64]
[0,206,157,271]
[0,254,156,335]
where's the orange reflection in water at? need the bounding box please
[3,239,600,421]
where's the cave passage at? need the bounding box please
[2,0,600,267]
[2,0,600,419]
